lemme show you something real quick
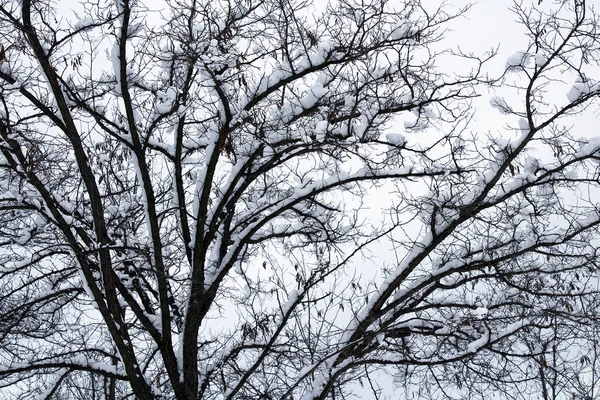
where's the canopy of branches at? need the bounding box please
[1,0,600,399]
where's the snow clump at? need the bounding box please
[534,53,548,67]
[156,87,177,113]
[566,76,599,103]
[489,96,511,114]
[505,51,532,71]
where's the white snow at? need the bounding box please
[156,87,177,113]
[566,80,590,103]
[575,136,600,158]
[467,331,489,352]
[505,51,531,70]
[573,213,600,230]
[473,307,489,318]
[518,118,529,133]
[386,133,405,147]
[534,53,548,67]
[74,17,94,30]
[489,96,511,114]
[390,21,414,40]
[35,368,69,400]
[299,81,328,109]
[110,42,122,93]
[281,290,301,316]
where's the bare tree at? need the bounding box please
[0,0,599,399]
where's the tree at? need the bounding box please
[0,0,599,398]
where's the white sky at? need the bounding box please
[8,0,599,398]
